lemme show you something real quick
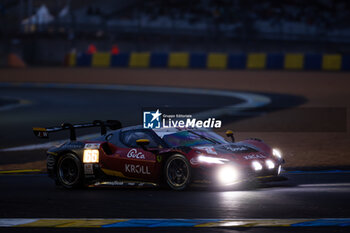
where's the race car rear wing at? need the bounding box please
[33,120,122,141]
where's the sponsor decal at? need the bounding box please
[84,143,100,149]
[84,164,94,175]
[127,149,145,159]
[125,164,151,175]
[143,109,221,129]
[156,155,162,163]
[195,146,217,155]
[223,145,248,152]
[190,158,198,165]
[243,154,266,160]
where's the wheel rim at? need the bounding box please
[167,158,189,187]
[58,157,79,185]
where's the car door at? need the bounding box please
[101,129,162,182]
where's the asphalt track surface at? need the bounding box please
[0,172,350,233]
[1,172,350,218]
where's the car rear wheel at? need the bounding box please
[164,154,192,190]
[57,153,83,189]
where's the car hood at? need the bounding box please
[191,141,270,162]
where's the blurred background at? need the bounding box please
[1,0,350,66]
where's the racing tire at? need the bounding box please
[56,153,83,189]
[164,154,192,191]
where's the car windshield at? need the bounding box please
[155,130,224,147]
[194,130,229,144]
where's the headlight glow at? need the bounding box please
[252,161,263,171]
[272,148,282,159]
[83,149,99,163]
[265,159,275,169]
[217,166,239,184]
[197,155,228,164]
[278,165,282,175]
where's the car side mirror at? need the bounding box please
[225,130,235,142]
[136,139,150,150]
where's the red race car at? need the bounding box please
[33,120,284,190]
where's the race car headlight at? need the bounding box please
[83,149,99,163]
[197,155,228,164]
[272,148,282,159]
[252,161,263,171]
[217,165,239,184]
[265,159,275,169]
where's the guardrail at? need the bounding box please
[65,52,350,71]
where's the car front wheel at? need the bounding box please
[164,154,192,191]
